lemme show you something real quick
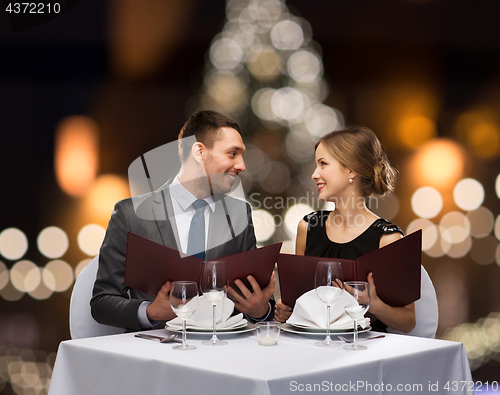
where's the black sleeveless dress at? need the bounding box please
[303,211,404,332]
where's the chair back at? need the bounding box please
[387,265,438,338]
[69,255,126,339]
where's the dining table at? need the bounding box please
[48,327,474,395]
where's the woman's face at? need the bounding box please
[311,142,352,201]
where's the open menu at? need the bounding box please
[124,232,282,296]
[276,230,422,308]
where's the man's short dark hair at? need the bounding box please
[178,110,242,162]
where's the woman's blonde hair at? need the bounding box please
[315,125,398,197]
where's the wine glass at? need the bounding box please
[200,260,228,346]
[170,281,199,350]
[343,281,370,350]
[314,261,344,347]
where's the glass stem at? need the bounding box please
[212,303,217,341]
[182,319,187,347]
[326,305,331,344]
[353,319,358,347]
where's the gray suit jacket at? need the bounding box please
[91,179,264,331]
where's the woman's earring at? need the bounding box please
[348,178,353,184]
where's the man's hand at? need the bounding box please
[146,281,177,322]
[274,299,292,323]
[228,272,276,319]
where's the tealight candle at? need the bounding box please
[255,321,281,346]
[259,334,277,346]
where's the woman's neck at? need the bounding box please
[326,194,376,231]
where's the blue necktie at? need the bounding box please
[187,199,208,260]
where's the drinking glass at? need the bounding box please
[314,261,344,347]
[170,281,199,350]
[343,281,370,350]
[200,260,228,346]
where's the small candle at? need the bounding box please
[259,334,277,346]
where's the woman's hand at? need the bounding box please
[274,299,292,323]
[366,272,416,333]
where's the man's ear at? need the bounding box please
[191,142,204,164]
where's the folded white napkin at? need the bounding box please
[287,289,370,330]
[166,295,247,329]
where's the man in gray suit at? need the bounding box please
[91,110,275,331]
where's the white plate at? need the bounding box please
[165,323,254,335]
[282,323,372,336]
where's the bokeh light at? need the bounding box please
[495,173,500,199]
[467,121,500,159]
[37,226,69,259]
[445,234,472,259]
[10,260,37,293]
[466,207,494,238]
[209,37,243,70]
[0,261,8,290]
[0,228,28,261]
[443,312,500,370]
[407,219,438,251]
[397,114,437,149]
[287,50,322,83]
[77,224,106,257]
[304,104,343,138]
[205,70,248,112]
[495,215,500,241]
[271,19,304,50]
[284,203,314,238]
[409,138,466,189]
[54,115,99,197]
[251,88,278,121]
[83,174,130,224]
[271,87,305,123]
[439,211,470,244]
[0,346,55,393]
[42,260,74,292]
[252,209,276,242]
[27,279,54,300]
[247,46,281,81]
[453,178,484,211]
[411,186,443,219]
[419,231,450,258]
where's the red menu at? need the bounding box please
[276,230,422,308]
[124,232,282,296]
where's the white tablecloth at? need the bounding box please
[48,329,474,395]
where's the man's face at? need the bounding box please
[202,127,246,194]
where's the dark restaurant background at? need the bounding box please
[2,0,500,393]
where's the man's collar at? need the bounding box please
[170,176,215,212]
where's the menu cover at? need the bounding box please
[276,230,422,308]
[124,232,282,296]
